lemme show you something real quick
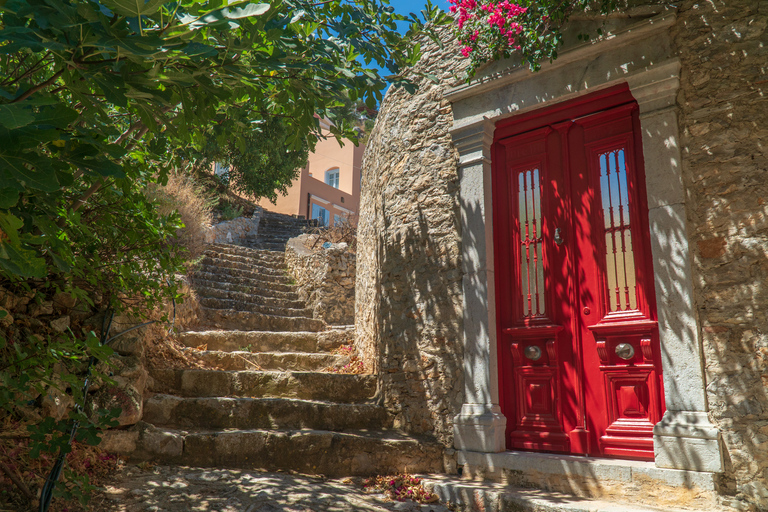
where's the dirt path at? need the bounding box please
[90,464,452,512]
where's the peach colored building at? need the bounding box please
[256,119,363,226]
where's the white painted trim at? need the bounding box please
[309,194,331,205]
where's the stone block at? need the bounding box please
[50,315,70,333]
[453,404,507,453]
[653,410,724,473]
[180,369,233,397]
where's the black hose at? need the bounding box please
[38,309,162,512]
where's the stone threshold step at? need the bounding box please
[148,367,376,402]
[104,422,444,477]
[143,394,390,430]
[424,476,731,512]
[456,450,724,512]
[178,330,350,353]
[179,348,346,372]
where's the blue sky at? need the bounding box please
[370,0,452,84]
[387,0,451,18]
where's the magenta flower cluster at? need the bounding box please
[449,0,527,58]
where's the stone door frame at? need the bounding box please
[448,11,723,473]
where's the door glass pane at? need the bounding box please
[311,204,329,226]
[518,168,545,318]
[598,149,637,312]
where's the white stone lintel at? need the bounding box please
[454,404,507,453]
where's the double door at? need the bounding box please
[493,91,665,460]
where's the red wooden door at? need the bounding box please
[493,87,665,460]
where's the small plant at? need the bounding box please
[363,474,439,504]
[219,203,245,221]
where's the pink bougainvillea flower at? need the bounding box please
[461,46,472,57]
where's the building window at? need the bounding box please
[214,162,229,176]
[333,214,344,226]
[311,203,329,226]
[325,168,340,189]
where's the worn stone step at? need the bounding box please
[202,249,287,268]
[194,286,305,310]
[193,265,294,286]
[148,368,375,402]
[180,349,346,371]
[143,395,389,431]
[199,297,312,318]
[107,422,444,477]
[207,244,285,262]
[197,258,293,283]
[177,330,351,354]
[424,476,726,512]
[191,274,298,295]
[199,307,323,332]
[190,279,300,301]
[200,253,287,275]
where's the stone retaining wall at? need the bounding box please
[355,28,466,446]
[285,234,355,326]
[204,207,262,246]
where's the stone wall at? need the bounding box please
[285,234,356,326]
[356,29,466,446]
[673,1,768,508]
[204,207,262,246]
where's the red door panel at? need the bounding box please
[493,88,664,460]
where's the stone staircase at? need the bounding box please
[244,209,316,251]
[115,240,444,477]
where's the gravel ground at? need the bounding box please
[89,464,453,512]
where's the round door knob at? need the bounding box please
[583,307,591,315]
[616,343,635,360]
[524,345,542,361]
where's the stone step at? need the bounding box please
[177,330,351,354]
[181,349,346,371]
[255,242,291,251]
[197,258,293,283]
[199,307,324,332]
[193,265,294,286]
[194,286,305,310]
[191,274,298,295]
[207,244,285,262]
[190,280,300,301]
[148,368,375,402]
[143,394,390,431]
[199,297,312,318]
[109,422,444,477]
[200,253,287,275]
[424,476,726,512]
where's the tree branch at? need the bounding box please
[11,68,65,103]
[0,460,34,502]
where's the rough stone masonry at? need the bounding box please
[356,27,466,448]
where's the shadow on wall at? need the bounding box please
[376,202,464,446]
